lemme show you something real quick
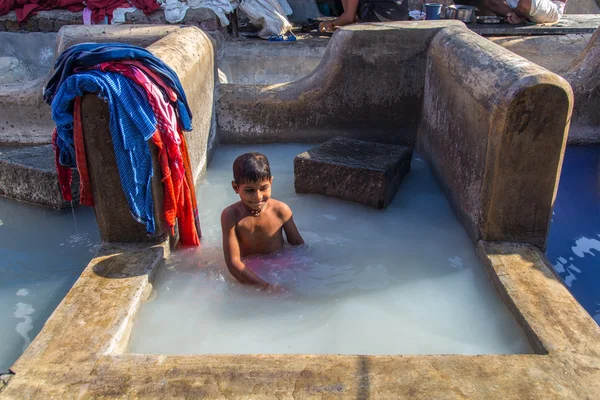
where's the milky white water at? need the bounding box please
[0,199,99,372]
[129,144,531,355]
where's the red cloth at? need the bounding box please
[3,0,159,23]
[129,0,159,15]
[72,97,94,206]
[0,0,16,17]
[13,0,84,23]
[52,128,73,203]
[85,0,128,23]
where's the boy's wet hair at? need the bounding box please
[233,152,272,184]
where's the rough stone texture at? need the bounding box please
[294,137,412,209]
[0,32,56,144]
[477,241,600,357]
[218,21,465,145]
[0,145,79,208]
[488,34,592,74]
[563,26,600,144]
[565,0,600,14]
[0,374,12,393]
[470,14,600,36]
[3,241,600,398]
[0,8,222,33]
[8,241,169,375]
[418,26,572,250]
[53,24,183,53]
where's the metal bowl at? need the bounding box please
[445,5,478,23]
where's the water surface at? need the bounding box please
[0,199,99,373]
[547,145,600,325]
[129,144,531,355]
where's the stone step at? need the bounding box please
[0,145,78,209]
[294,137,413,209]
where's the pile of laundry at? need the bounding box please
[0,0,160,23]
[0,0,293,39]
[44,43,201,246]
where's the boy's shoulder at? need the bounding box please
[221,202,244,222]
[268,198,293,219]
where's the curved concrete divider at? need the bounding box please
[563,26,600,144]
[218,21,465,146]
[419,26,572,249]
[0,32,56,144]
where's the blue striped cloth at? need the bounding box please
[52,70,157,234]
[44,43,192,131]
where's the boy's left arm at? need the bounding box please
[281,204,304,246]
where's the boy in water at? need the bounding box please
[221,153,304,288]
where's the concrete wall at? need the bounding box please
[0,32,56,144]
[0,25,190,145]
[218,38,328,85]
[488,34,592,74]
[218,22,573,248]
[563,27,600,144]
[218,21,465,146]
[418,26,572,249]
[565,0,600,14]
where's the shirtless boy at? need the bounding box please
[221,153,304,288]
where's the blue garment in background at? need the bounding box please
[52,70,157,234]
[44,43,192,131]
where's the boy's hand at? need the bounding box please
[263,283,287,294]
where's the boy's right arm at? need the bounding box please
[221,209,270,288]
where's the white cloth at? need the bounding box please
[111,6,138,24]
[162,0,189,23]
[506,0,565,24]
[239,0,292,39]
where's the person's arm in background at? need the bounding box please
[319,0,359,31]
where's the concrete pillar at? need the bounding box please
[81,94,170,243]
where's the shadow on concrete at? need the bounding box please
[92,242,166,280]
[357,355,371,400]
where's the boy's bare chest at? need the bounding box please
[236,215,282,236]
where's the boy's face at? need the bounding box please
[232,177,273,214]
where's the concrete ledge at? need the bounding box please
[0,145,78,208]
[3,241,600,398]
[217,21,465,146]
[418,26,572,249]
[8,241,169,376]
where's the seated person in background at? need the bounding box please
[484,0,567,24]
[221,153,305,289]
[319,0,408,32]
